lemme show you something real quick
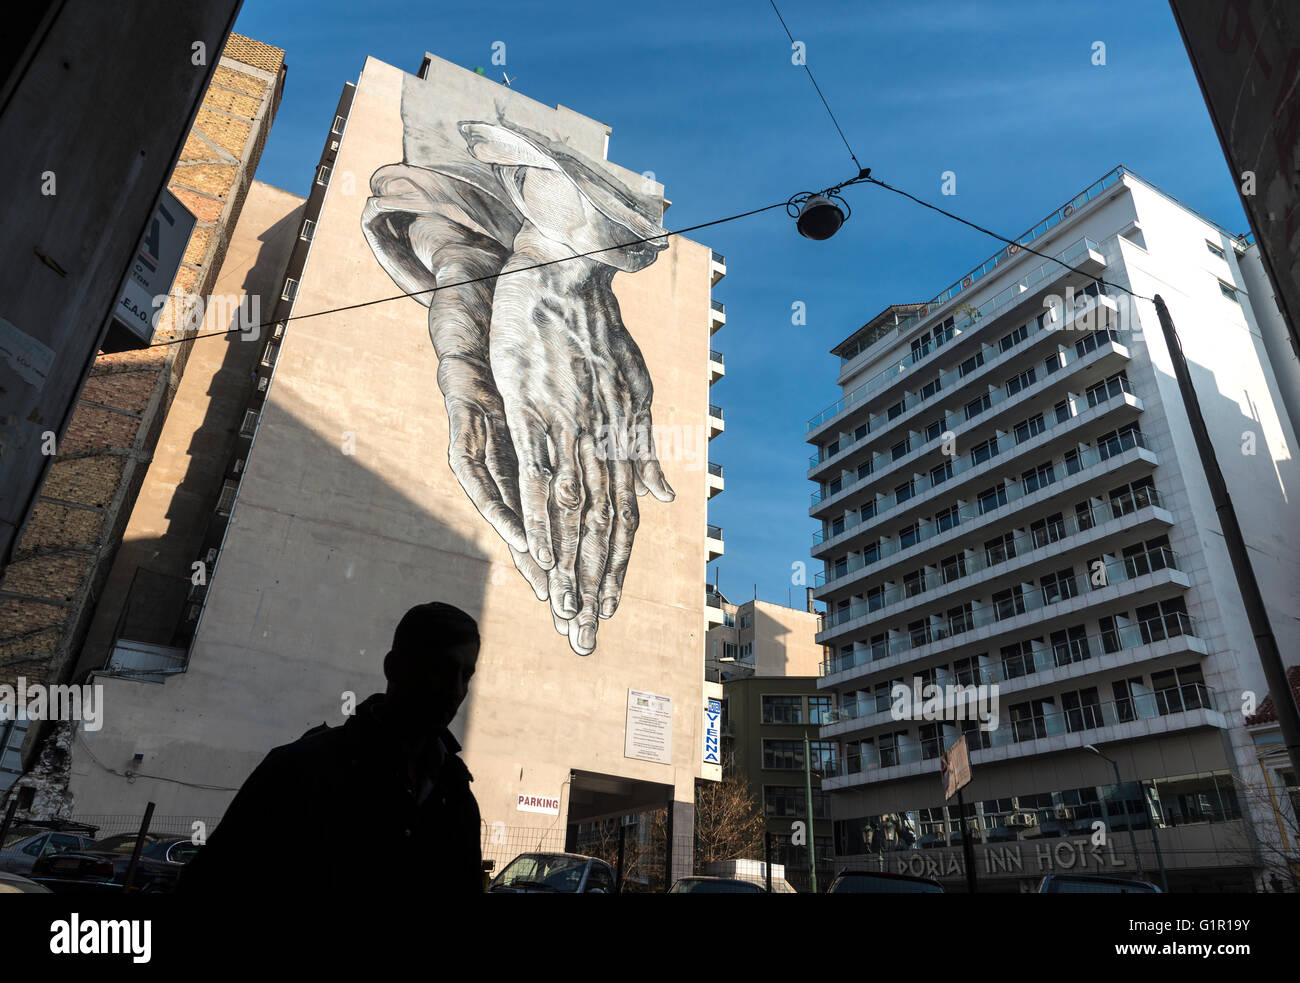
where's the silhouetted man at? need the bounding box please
[179,602,483,895]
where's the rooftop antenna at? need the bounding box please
[502,72,515,86]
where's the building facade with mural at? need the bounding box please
[61,51,725,877]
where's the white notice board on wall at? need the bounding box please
[624,689,673,764]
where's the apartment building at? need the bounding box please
[806,166,1300,892]
[63,51,725,881]
[706,594,824,681]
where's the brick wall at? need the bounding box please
[0,35,286,757]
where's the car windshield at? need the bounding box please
[91,834,161,856]
[830,873,943,894]
[671,878,761,893]
[495,855,588,891]
[2,828,40,849]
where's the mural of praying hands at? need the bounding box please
[490,226,673,656]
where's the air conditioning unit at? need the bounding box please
[330,140,339,152]
[233,458,245,474]
[1006,812,1038,828]
[257,377,268,392]
[1054,805,1075,821]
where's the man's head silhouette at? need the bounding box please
[383,602,480,740]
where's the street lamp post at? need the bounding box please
[1086,744,1167,890]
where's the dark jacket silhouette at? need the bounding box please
[179,693,482,894]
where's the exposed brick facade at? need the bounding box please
[0,34,286,795]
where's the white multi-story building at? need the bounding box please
[806,166,1300,892]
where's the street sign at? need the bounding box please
[941,735,971,800]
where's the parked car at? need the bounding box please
[30,834,201,894]
[669,876,765,894]
[488,852,615,893]
[0,826,98,876]
[827,869,945,893]
[0,870,53,894]
[1037,873,1162,893]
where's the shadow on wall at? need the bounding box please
[74,199,308,680]
[69,380,494,819]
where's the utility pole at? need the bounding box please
[1154,295,1300,780]
[803,732,818,893]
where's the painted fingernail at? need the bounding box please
[600,597,617,618]
[563,591,578,615]
[537,548,553,566]
[579,625,596,650]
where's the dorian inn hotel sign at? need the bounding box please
[892,837,1130,881]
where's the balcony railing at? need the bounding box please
[707,524,723,539]
[817,486,1165,627]
[812,419,1146,566]
[808,235,1102,433]
[817,543,1182,666]
[706,591,721,609]
[833,685,1217,777]
[709,349,724,364]
[709,403,724,419]
[708,462,723,477]
[712,251,726,265]
[821,610,1197,701]
[711,300,725,313]
[809,308,1120,474]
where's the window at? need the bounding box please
[239,409,258,436]
[959,351,985,377]
[977,483,1007,515]
[934,317,955,346]
[1074,327,1119,358]
[992,587,1026,621]
[299,219,316,241]
[1112,677,1144,722]
[1029,512,1065,548]
[930,460,953,487]
[910,336,931,364]
[953,655,983,686]
[316,164,331,186]
[1109,476,1156,517]
[1150,664,1207,715]
[940,552,967,583]
[908,619,929,648]
[827,477,842,496]
[948,602,974,634]
[867,633,889,661]
[895,480,914,504]
[899,522,921,549]
[921,376,943,400]
[867,585,886,612]
[892,438,910,461]
[1064,448,1082,474]
[970,436,998,465]
[1044,351,1063,375]
[984,532,1016,566]
[1062,687,1102,732]
[934,505,961,532]
[1051,625,1091,667]
[920,723,943,760]
[965,392,992,421]
[854,423,869,441]
[762,696,803,724]
[740,614,752,629]
[857,459,874,482]
[763,740,804,769]
[1013,414,1046,445]
[1075,500,1095,531]
[1005,366,1037,398]
[925,418,945,442]
[1218,280,1239,303]
[1099,615,1124,654]
[1136,597,1190,644]
[1000,640,1037,679]
[809,696,832,725]
[1054,399,1071,424]
[765,786,829,818]
[1085,370,1130,408]
[331,114,347,135]
[903,569,927,598]
[1040,568,1078,605]
[216,479,239,515]
[1021,462,1056,494]
[1206,240,1226,259]
[281,278,299,302]
[740,642,754,659]
[1008,700,1049,742]
[888,399,906,421]
[999,323,1028,353]
[1098,425,1141,460]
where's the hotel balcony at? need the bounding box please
[710,250,726,286]
[708,348,725,384]
[807,236,1108,444]
[819,612,1209,740]
[707,461,725,499]
[818,545,1191,682]
[817,488,1173,642]
[706,589,725,626]
[808,311,1125,488]
[707,523,725,562]
[708,403,725,439]
[710,299,726,335]
[812,402,1151,582]
[816,540,1190,681]
[822,684,1227,791]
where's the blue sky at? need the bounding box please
[232,0,1247,609]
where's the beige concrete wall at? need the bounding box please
[69,57,714,844]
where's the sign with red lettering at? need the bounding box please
[516,794,561,815]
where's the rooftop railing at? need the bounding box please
[809,236,1101,433]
